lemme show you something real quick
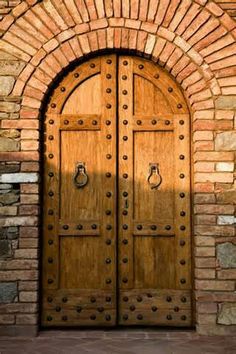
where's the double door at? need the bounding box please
[42,55,192,327]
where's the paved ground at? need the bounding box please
[0,329,236,354]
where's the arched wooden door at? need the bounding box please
[42,55,192,327]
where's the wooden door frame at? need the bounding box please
[39,50,195,328]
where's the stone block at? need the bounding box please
[217,215,236,225]
[0,191,19,205]
[216,162,234,172]
[218,303,236,325]
[0,137,20,152]
[0,240,11,257]
[0,282,17,303]
[216,188,236,204]
[0,163,20,173]
[0,216,38,227]
[215,132,236,151]
[0,60,25,76]
[217,242,236,268]
[0,76,15,95]
[216,96,236,109]
[0,173,39,183]
[0,102,20,113]
[0,129,20,138]
[0,206,17,216]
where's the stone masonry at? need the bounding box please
[0,0,235,336]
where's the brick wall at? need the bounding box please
[0,0,235,336]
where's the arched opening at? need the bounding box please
[41,54,193,328]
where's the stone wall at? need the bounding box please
[0,0,235,336]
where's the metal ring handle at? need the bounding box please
[147,163,162,190]
[73,162,88,188]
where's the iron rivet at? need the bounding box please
[48,135,54,140]
[139,64,144,69]
[47,316,52,321]
[167,315,172,320]
[177,103,183,109]
[151,225,157,230]
[106,210,111,215]
[106,239,111,245]
[130,305,135,311]
[106,104,112,109]
[123,173,128,179]
[106,134,112,139]
[91,224,97,229]
[147,293,153,298]
[106,296,111,302]
[180,211,186,216]
[106,278,112,284]
[137,296,142,302]
[47,279,53,284]
[48,154,54,159]
[48,191,54,197]
[137,120,142,125]
[181,315,187,321]
[122,90,128,95]
[48,209,53,215]
[106,88,111,93]
[62,297,67,303]
[92,120,97,125]
[151,119,157,125]
[60,87,66,92]
[152,306,157,312]
[180,225,186,231]
[123,314,128,320]
[165,120,170,125]
[179,193,185,198]
[90,63,95,68]
[90,297,96,303]
[78,119,83,125]
[123,155,128,160]
[165,225,171,230]
[63,225,69,230]
[106,258,111,264]
[123,120,128,125]
[123,257,128,263]
[77,224,83,230]
[122,277,128,283]
[180,278,186,284]
[137,225,142,230]
[123,210,128,215]
[168,87,173,92]
[106,74,111,79]
[48,240,53,245]
[105,314,111,321]
[55,306,61,312]
[123,136,128,141]
[106,120,111,125]
[137,314,143,320]
[106,192,112,197]
[180,259,186,265]
[179,155,185,160]
[51,103,56,108]
[90,314,96,320]
[122,75,127,80]
[166,296,172,302]
[74,73,79,77]
[49,119,54,124]
[179,119,184,125]
[106,225,112,230]
[181,297,187,303]
[97,307,104,313]
[174,306,179,312]
[122,239,128,244]
[180,240,186,246]
[106,154,112,159]
[154,73,159,79]
[106,172,111,178]
[179,135,184,140]
[123,60,128,66]
[123,191,128,197]
[48,225,53,230]
[180,173,185,178]
[123,296,129,302]
[123,224,128,230]
[77,306,82,313]
[123,104,128,109]
[64,120,69,125]
[106,59,112,64]
[47,297,53,302]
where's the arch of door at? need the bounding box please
[42,54,192,327]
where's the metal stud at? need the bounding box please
[123,191,128,197]
[181,315,187,321]
[181,297,187,303]
[106,134,112,139]
[106,192,112,197]
[48,224,53,230]
[90,296,96,303]
[47,297,53,302]
[177,103,183,109]
[105,314,111,321]
[97,307,104,313]
[123,119,128,125]
[48,135,54,140]
[106,278,112,284]
[123,155,128,160]
[123,173,128,179]
[48,240,53,245]
[165,120,170,125]
[123,104,128,110]
[106,172,111,178]
[166,296,172,302]
[180,278,186,284]
[48,172,54,177]
[106,74,111,79]
[137,296,142,302]
[106,88,111,93]
[137,225,142,230]
[91,224,97,229]
[48,279,53,284]
[154,73,159,79]
[106,210,111,215]
[64,120,69,125]
[48,257,53,263]
[122,277,128,283]
[180,225,186,231]
[61,87,66,92]
[78,119,83,125]
[48,191,54,197]
[62,297,67,303]
[77,306,82,313]
[122,239,128,245]
[106,120,111,125]
[106,296,111,302]
[179,154,185,160]
[105,258,111,264]
[123,136,128,141]
[123,296,129,302]
[123,314,128,320]
[136,120,142,125]
[123,257,128,263]
[122,75,127,80]
[56,306,61,312]
[48,154,54,159]
[180,259,186,265]
[123,224,128,230]
[122,90,128,95]
[49,119,54,124]
[179,135,184,140]
[106,59,112,64]
[151,225,157,230]
[106,104,111,109]
[179,119,184,125]
[137,314,143,320]
[106,239,111,245]
[151,119,157,125]
[123,60,128,66]
[51,103,56,108]
[76,224,83,230]
[74,73,79,78]
[63,225,69,230]
[167,315,172,320]
[165,225,171,230]
[168,87,173,92]
[106,154,112,159]
[92,120,97,125]
[180,211,186,216]
[174,306,179,312]
[179,192,185,198]
[180,240,186,246]
[90,63,95,68]
[130,305,135,311]
[139,64,144,69]
[106,225,112,230]
[152,306,158,312]
[123,210,128,215]
[179,173,185,179]
[90,314,96,320]
[47,316,52,321]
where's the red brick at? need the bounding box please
[0,270,38,281]
[16,314,37,325]
[194,204,234,215]
[194,152,234,162]
[19,238,38,248]
[195,280,235,291]
[14,249,38,259]
[18,281,38,291]
[19,291,38,302]
[0,260,38,270]
[20,227,38,238]
[217,270,236,280]
[21,162,40,172]
[20,184,39,194]
[19,205,39,216]
[195,247,215,257]
[195,225,235,237]
[20,194,39,204]
[195,172,233,183]
[195,215,216,225]
[0,315,15,325]
[195,269,216,279]
[195,257,216,268]
[0,151,39,162]
[90,18,108,31]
